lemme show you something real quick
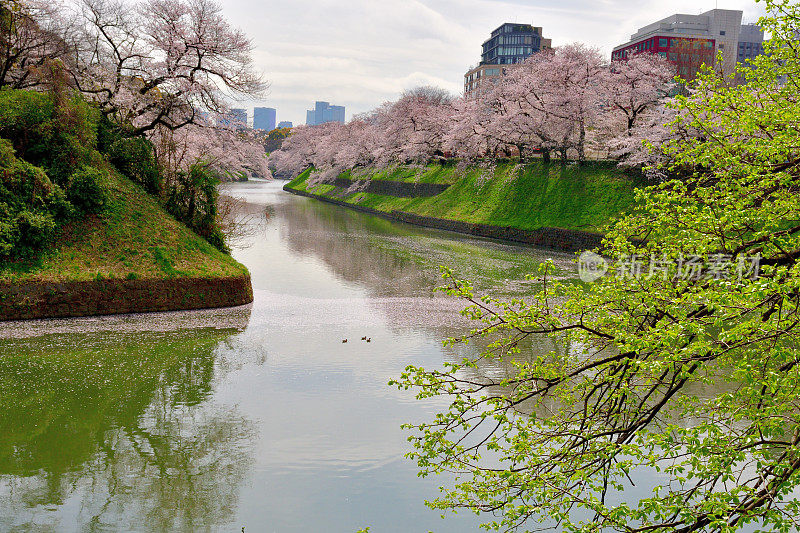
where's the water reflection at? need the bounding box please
[0,181,579,532]
[0,329,257,532]
[267,187,574,298]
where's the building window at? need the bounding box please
[720,30,726,35]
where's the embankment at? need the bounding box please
[0,275,252,321]
[283,162,641,252]
[0,171,253,321]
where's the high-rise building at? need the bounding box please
[325,105,345,123]
[253,107,276,131]
[231,108,247,128]
[277,121,293,128]
[306,101,345,125]
[220,108,248,129]
[611,9,764,80]
[480,23,551,66]
[464,23,551,97]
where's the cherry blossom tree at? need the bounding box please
[606,104,681,178]
[484,55,557,161]
[373,86,454,165]
[267,125,324,179]
[153,121,269,181]
[0,0,76,89]
[443,95,505,161]
[328,115,381,171]
[486,44,605,163]
[69,0,266,135]
[599,52,676,138]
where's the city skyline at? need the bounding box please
[306,101,346,126]
[222,0,767,126]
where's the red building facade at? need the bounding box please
[612,36,716,80]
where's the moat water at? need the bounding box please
[0,180,575,532]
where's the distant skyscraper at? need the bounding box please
[314,101,328,122]
[231,108,247,127]
[220,108,248,129]
[253,107,276,131]
[306,101,345,125]
[325,105,345,123]
[277,121,293,128]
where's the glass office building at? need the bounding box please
[253,107,277,131]
[219,108,248,129]
[306,101,345,126]
[464,23,551,96]
[480,23,551,66]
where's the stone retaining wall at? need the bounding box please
[332,177,449,197]
[0,275,253,321]
[283,185,603,252]
[390,211,604,251]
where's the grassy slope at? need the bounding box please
[288,162,641,233]
[0,171,248,283]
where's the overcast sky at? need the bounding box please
[221,0,767,126]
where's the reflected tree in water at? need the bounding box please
[0,330,256,532]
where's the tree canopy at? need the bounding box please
[0,0,269,180]
[392,1,800,531]
[268,48,676,180]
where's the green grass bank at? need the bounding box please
[0,169,252,321]
[284,162,641,246]
[0,88,252,320]
[1,170,247,284]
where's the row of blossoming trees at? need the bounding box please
[270,45,681,181]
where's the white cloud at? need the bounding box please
[222,0,768,126]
